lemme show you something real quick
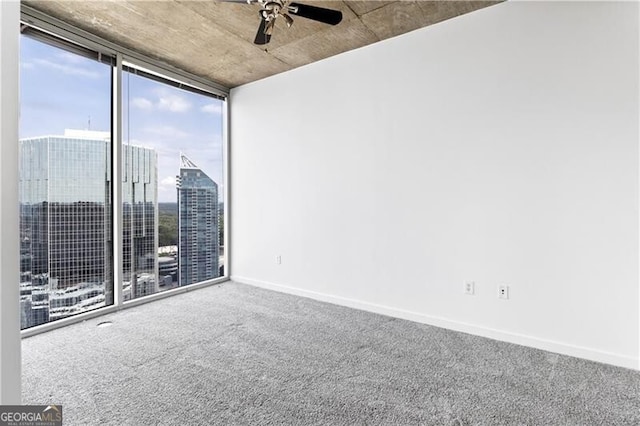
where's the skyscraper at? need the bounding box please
[122,144,158,300]
[176,154,219,286]
[19,130,157,329]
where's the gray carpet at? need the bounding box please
[22,282,640,425]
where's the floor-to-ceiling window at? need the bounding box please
[19,20,228,331]
[19,32,114,329]
[122,66,225,300]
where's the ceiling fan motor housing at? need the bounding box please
[261,1,283,21]
[228,0,343,45]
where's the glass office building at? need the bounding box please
[123,145,158,300]
[19,130,157,329]
[177,154,219,286]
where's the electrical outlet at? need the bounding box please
[276,255,282,265]
[498,285,509,300]
[464,281,475,295]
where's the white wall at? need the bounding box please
[230,1,640,369]
[0,0,22,404]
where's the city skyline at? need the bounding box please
[19,131,223,328]
[20,34,225,203]
[18,33,226,329]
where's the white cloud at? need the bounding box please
[132,97,153,111]
[144,125,190,140]
[56,51,88,66]
[32,58,101,79]
[158,175,179,202]
[160,175,176,187]
[157,92,191,113]
[129,89,192,113]
[201,103,222,114]
[21,62,35,70]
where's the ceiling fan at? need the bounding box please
[223,0,343,45]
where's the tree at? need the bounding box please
[158,213,178,247]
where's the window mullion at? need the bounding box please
[112,53,124,307]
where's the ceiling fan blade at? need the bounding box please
[282,13,294,28]
[289,3,342,25]
[264,19,276,36]
[254,18,271,45]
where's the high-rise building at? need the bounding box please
[122,144,158,300]
[19,130,157,329]
[176,154,219,286]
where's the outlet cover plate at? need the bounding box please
[498,285,509,300]
[464,281,475,295]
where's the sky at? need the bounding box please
[20,35,225,203]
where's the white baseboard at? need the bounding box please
[232,275,639,370]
